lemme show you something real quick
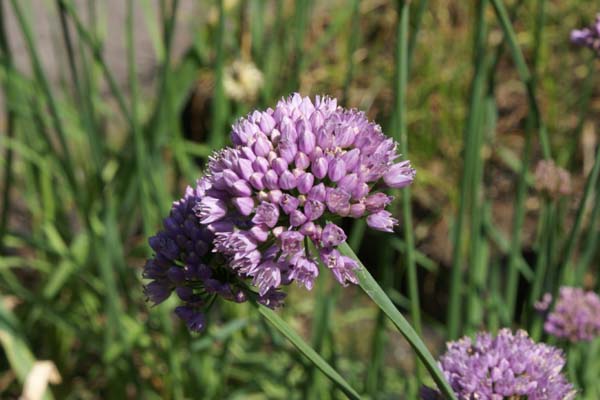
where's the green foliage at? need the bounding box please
[1,0,600,399]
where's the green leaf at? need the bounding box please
[253,302,361,400]
[338,242,457,400]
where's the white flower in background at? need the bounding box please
[223,60,264,102]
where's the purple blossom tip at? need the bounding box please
[383,160,416,188]
[366,210,398,232]
[175,306,206,332]
[570,15,600,57]
[195,196,227,224]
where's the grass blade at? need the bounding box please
[210,0,228,149]
[504,0,546,323]
[394,0,423,381]
[253,302,361,400]
[56,0,103,173]
[58,0,134,129]
[10,0,78,194]
[341,0,360,106]
[573,182,600,284]
[0,2,16,250]
[489,0,550,160]
[407,0,428,73]
[448,0,489,338]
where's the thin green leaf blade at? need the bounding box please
[253,303,361,400]
[338,242,457,400]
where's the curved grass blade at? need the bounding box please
[252,302,361,400]
[395,0,423,369]
[338,242,457,400]
[0,2,15,251]
[489,0,550,160]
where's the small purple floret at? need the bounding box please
[571,15,600,57]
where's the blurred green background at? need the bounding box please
[1,0,599,399]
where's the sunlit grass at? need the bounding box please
[1,0,599,398]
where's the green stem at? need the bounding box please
[489,0,550,160]
[532,203,552,300]
[254,303,361,400]
[0,2,15,250]
[395,0,423,381]
[341,0,361,106]
[504,0,545,323]
[148,0,180,151]
[466,0,491,332]
[567,55,596,162]
[407,0,429,73]
[305,279,335,399]
[448,0,488,339]
[56,0,103,176]
[527,202,553,340]
[561,145,600,283]
[503,103,531,323]
[573,183,600,285]
[58,0,134,129]
[339,242,457,400]
[210,0,227,149]
[291,0,311,92]
[10,0,78,193]
[126,0,154,238]
[365,308,387,397]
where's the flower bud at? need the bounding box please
[297,172,315,194]
[312,157,328,179]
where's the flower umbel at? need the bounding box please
[421,329,576,400]
[571,14,600,57]
[200,93,414,297]
[544,286,600,342]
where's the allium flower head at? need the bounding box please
[544,286,600,342]
[199,93,414,297]
[571,14,600,57]
[534,160,572,199]
[142,180,284,332]
[421,329,576,400]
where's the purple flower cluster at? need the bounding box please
[571,14,600,57]
[544,286,600,342]
[142,182,283,332]
[421,329,576,400]
[143,93,412,331]
[196,93,414,297]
